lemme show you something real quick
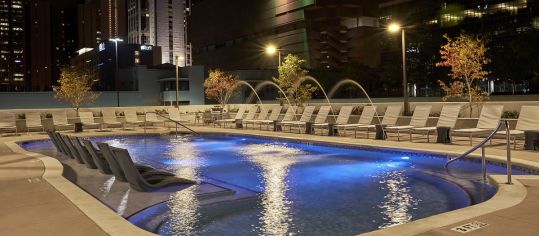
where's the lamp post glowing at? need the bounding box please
[110,38,123,107]
[388,23,410,115]
[175,56,184,108]
[265,45,281,66]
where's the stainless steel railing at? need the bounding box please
[143,111,201,137]
[445,120,512,184]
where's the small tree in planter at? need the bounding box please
[273,54,317,106]
[436,33,490,117]
[204,69,239,109]
[53,67,100,113]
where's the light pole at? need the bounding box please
[388,23,410,115]
[110,38,123,107]
[175,56,184,108]
[265,44,281,66]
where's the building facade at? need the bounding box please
[127,0,190,65]
[0,0,27,91]
[77,0,127,48]
[187,0,380,70]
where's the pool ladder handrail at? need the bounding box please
[143,111,201,137]
[444,120,512,184]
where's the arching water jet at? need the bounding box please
[293,76,336,122]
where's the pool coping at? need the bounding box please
[3,128,539,236]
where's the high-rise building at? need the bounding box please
[0,0,26,91]
[26,0,52,91]
[187,0,379,70]
[127,0,189,65]
[77,0,127,49]
[51,0,79,85]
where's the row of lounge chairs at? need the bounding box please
[0,108,187,133]
[214,104,539,147]
[46,131,195,192]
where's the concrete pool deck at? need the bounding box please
[1,126,539,235]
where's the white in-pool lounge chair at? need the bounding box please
[79,111,100,129]
[293,106,331,134]
[410,104,462,142]
[335,106,377,137]
[252,106,284,130]
[25,112,44,133]
[452,104,504,145]
[102,109,122,129]
[215,106,247,127]
[51,110,73,131]
[0,112,17,135]
[312,106,353,135]
[243,106,270,129]
[384,105,432,141]
[353,105,402,138]
[496,105,539,149]
[124,109,144,129]
[280,106,315,133]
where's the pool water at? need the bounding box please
[24,134,526,235]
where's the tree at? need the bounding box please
[53,67,100,112]
[204,69,239,108]
[273,54,317,106]
[436,33,490,117]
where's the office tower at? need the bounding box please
[77,0,127,49]
[127,0,189,65]
[26,0,52,91]
[0,0,26,91]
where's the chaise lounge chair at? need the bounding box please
[410,104,462,142]
[384,105,432,141]
[59,134,85,164]
[214,106,247,127]
[280,106,315,133]
[335,106,377,137]
[71,136,98,169]
[251,106,284,130]
[312,105,353,135]
[124,109,144,129]
[452,104,504,145]
[352,105,402,138]
[496,105,539,149]
[25,112,44,133]
[294,106,331,134]
[166,108,189,126]
[102,109,122,129]
[0,112,18,135]
[79,111,101,129]
[243,106,270,129]
[51,110,74,131]
[82,139,113,174]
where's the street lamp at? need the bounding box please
[175,56,184,108]
[265,44,281,66]
[110,37,123,107]
[388,23,410,115]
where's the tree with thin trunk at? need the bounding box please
[204,69,239,108]
[436,33,490,117]
[53,67,100,112]
[273,54,317,106]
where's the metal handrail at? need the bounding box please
[143,111,201,137]
[445,120,512,184]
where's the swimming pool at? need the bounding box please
[24,134,527,235]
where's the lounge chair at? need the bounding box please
[166,108,189,127]
[52,132,70,156]
[82,140,112,174]
[0,112,17,134]
[280,106,316,133]
[350,105,403,138]
[237,106,258,128]
[312,106,353,135]
[51,110,73,131]
[124,109,144,129]
[385,105,432,141]
[145,112,165,127]
[411,105,462,142]
[243,106,270,129]
[24,112,44,133]
[79,111,100,129]
[293,106,331,134]
[497,106,539,149]
[111,147,196,191]
[96,142,176,182]
[452,104,504,145]
[335,106,378,137]
[215,106,247,127]
[102,109,122,129]
[46,131,63,153]
[71,136,98,169]
[252,106,284,130]
[59,134,85,164]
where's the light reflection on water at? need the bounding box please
[240,144,302,236]
[165,139,202,235]
[377,170,419,228]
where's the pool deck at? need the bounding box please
[1,126,539,235]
